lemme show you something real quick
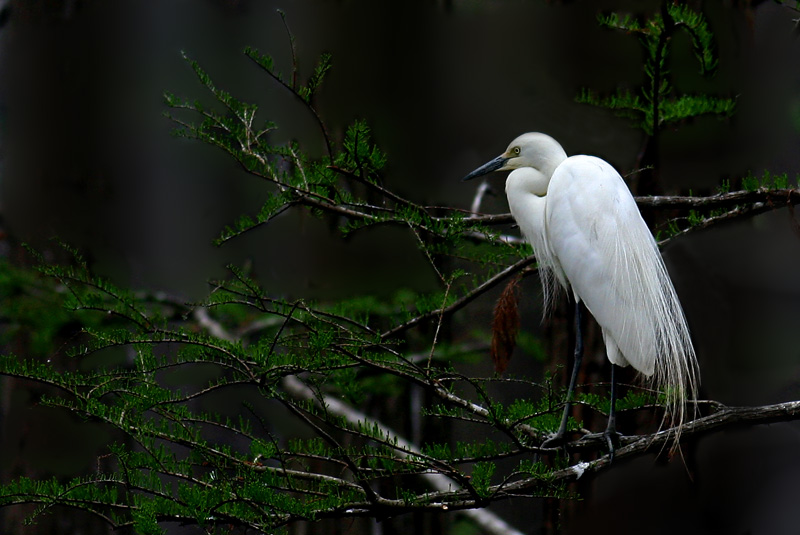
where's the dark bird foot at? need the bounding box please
[540,432,568,452]
[603,427,622,462]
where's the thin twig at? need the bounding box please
[380,255,537,340]
[277,9,298,91]
[427,282,451,369]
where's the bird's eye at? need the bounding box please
[512,147,521,155]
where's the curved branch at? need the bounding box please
[380,255,537,340]
[309,399,800,518]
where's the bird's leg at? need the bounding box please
[604,363,622,461]
[542,301,584,450]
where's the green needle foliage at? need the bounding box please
[0,32,579,530]
[577,3,735,136]
[0,246,577,532]
[0,8,794,535]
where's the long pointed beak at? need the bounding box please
[462,154,509,181]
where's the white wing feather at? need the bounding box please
[542,156,697,423]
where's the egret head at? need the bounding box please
[462,132,568,181]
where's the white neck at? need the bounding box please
[505,167,549,252]
[505,166,566,301]
[505,167,550,198]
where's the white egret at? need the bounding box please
[463,133,699,458]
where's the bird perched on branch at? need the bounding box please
[463,132,699,458]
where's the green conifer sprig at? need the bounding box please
[579,4,735,135]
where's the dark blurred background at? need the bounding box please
[1,0,800,534]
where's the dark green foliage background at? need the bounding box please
[2,1,800,535]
